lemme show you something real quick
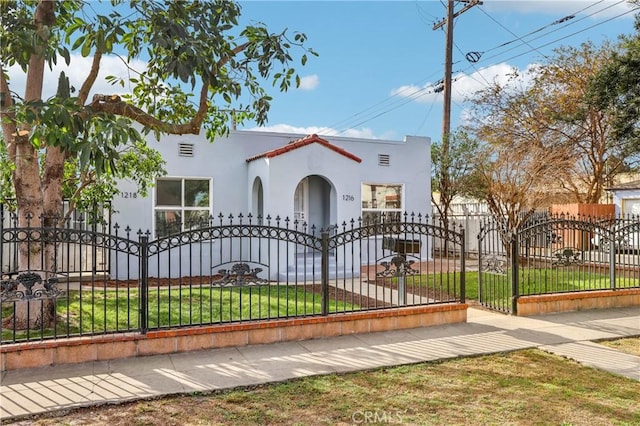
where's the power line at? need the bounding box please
[476,7,550,60]
[414,93,439,136]
[326,1,637,136]
[473,5,638,68]
[324,70,442,135]
[328,82,442,136]
[476,0,607,57]
[469,0,630,65]
[453,42,492,87]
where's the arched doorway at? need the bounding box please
[294,175,334,232]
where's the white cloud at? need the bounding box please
[6,54,147,101]
[247,123,383,139]
[390,62,538,104]
[297,74,319,91]
[483,1,635,19]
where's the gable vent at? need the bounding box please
[378,154,390,166]
[179,143,194,157]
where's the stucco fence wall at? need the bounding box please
[1,303,466,371]
[516,288,640,316]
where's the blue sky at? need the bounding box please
[7,1,640,143]
[235,1,640,141]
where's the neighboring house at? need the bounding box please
[111,130,432,279]
[607,180,640,215]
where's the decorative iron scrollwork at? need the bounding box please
[212,263,268,287]
[376,256,419,278]
[482,255,507,275]
[552,248,582,266]
[0,272,65,302]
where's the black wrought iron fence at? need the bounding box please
[1,212,465,343]
[478,213,640,313]
[1,203,111,277]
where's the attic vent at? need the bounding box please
[378,154,390,166]
[179,143,194,157]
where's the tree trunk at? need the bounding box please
[3,0,59,331]
[6,136,58,330]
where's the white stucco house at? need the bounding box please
[112,130,432,235]
[607,180,640,215]
[110,130,431,280]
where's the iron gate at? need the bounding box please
[478,214,640,314]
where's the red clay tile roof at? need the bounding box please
[246,134,362,163]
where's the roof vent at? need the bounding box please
[179,143,194,157]
[378,154,390,166]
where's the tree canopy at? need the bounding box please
[589,14,640,156]
[466,40,637,209]
[1,0,316,224]
[430,129,482,227]
[0,0,315,328]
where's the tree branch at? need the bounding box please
[90,95,202,134]
[0,70,18,161]
[77,50,103,106]
[192,41,252,131]
[63,170,96,223]
[91,41,254,135]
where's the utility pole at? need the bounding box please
[432,0,481,229]
[433,0,482,143]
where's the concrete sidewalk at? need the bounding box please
[1,306,639,422]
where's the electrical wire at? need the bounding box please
[324,70,442,135]
[476,7,550,60]
[476,0,607,57]
[473,0,631,65]
[474,5,638,68]
[327,1,638,136]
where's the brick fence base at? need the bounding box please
[517,289,640,316]
[1,303,467,371]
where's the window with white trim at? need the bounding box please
[361,183,403,223]
[622,198,640,216]
[154,178,211,237]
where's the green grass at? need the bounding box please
[22,349,640,425]
[406,267,640,309]
[4,266,639,341]
[1,285,355,342]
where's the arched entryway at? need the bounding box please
[294,175,335,232]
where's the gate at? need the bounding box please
[478,214,640,314]
[477,218,514,313]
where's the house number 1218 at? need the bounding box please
[342,195,355,201]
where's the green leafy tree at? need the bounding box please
[589,13,640,159]
[0,0,315,328]
[430,129,482,228]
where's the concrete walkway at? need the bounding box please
[1,306,639,422]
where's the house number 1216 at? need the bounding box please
[342,195,355,201]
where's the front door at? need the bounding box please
[294,178,309,228]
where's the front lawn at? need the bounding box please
[404,267,640,308]
[1,285,356,342]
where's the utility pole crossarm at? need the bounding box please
[432,0,483,141]
[432,0,483,30]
